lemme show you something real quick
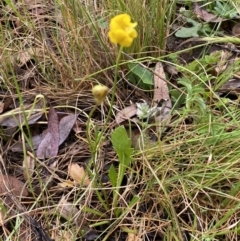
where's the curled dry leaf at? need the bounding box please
[68,163,90,186]
[115,62,172,127]
[115,104,138,124]
[0,175,28,197]
[17,51,30,66]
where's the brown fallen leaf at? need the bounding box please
[153,62,172,124]
[36,106,59,159]
[68,163,90,186]
[0,96,45,127]
[194,3,224,23]
[59,114,78,145]
[115,104,138,124]
[11,113,77,154]
[0,175,28,197]
[153,62,170,103]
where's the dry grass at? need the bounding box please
[0,0,240,241]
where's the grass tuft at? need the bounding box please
[1,0,240,240]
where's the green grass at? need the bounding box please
[1,0,240,240]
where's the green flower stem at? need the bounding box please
[88,45,124,151]
[102,45,123,131]
[86,105,97,154]
[86,45,123,184]
[86,104,103,195]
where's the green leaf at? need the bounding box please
[111,126,133,187]
[170,89,185,108]
[213,0,238,19]
[128,195,139,209]
[128,63,154,86]
[108,164,117,187]
[175,18,201,38]
[111,126,134,166]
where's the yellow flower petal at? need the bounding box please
[110,14,130,28]
[128,28,138,38]
[92,85,109,105]
[108,13,137,47]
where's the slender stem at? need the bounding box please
[105,45,124,125]
[86,46,123,195]
[95,45,124,146]
[86,105,97,153]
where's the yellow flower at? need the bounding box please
[92,85,109,105]
[108,14,137,47]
